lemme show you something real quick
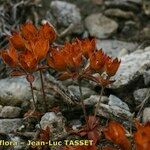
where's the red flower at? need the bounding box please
[134,121,150,150]
[105,57,121,77]
[9,32,25,51]
[103,121,131,150]
[89,50,107,74]
[76,38,96,58]
[47,41,83,79]
[1,22,57,78]
[20,22,38,41]
[1,44,18,67]
[18,49,38,73]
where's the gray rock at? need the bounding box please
[142,0,150,16]
[84,95,109,105]
[111,50,150,89]
[0,76,57,107]
[70,119,82,130]
[0,77,39,106]
[143,107,150,123]
[127,0,142,4]
[118,48,128,57]
[105,0,139,12]
[0,105,3,112]
[133,88,150,105]
[0,119,22,133]
[140,26,150,40]
[68,85,96,99]
[144,46,150,51]
[97,103,132,122]
[104,8,135,19]
[50,0,83,33]
[121,21,139,39]
[85,13,118,39]
[143,70,150,85]
[9,134,26,150]
[92,0,104,5]
[108,95,130,111]
[0,106,21,118]
[96,39,138,57]
[40,112,67,140]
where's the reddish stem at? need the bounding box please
[29,81,36,111]
[94,86,104,117]
[78,79,88,125]
[39,69,48,112]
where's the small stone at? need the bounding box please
[50,0,83,34]
[0,105,3,112]
[0,106,21,118]
[104,8,135,19]
[70,119,82,131]
[143,107,150,123]
[85,13,118,39]
[143,70,150,85]
[142,0,150,16]
[40,112,67,140]
[0,76,56,107]
[84,95,109,105]
[105,0,139,12]
[97,103,132,123]
[108,95,130,111]
[144,46,150,51]
[96,39,137,57]
[118,48,128,57]
[92,0,104,5]
[127,0,142,5]
[140,26,150,40]
[121,21,139,39]
[0,119,22,133]
[111,50,150,90]
[68,85,96,99]
[0,77,40,106]
[9,134,26,150]
[133,88,150,105]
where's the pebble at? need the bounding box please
[85,13,118,39]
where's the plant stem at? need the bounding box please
[94,86,104,117]
[29,81,42,129]
[39,69,48,112]
[29,81,37,111]
[78,79,87,124]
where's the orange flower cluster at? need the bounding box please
[48,38,120,86]
[103,121,131,150]
[1,22,56,80]
[134,121,150,150]
[1,22,120,87]
[103,120,150,150]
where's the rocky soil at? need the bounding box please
[0,0,149,150]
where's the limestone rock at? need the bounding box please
[104,8,135,19]
[143,107,150,123]
[96,39,138,57]
[84,95,109,105]
[143,70,150,86]
[108,95,130,111]
[85,13,118,39]
[0,77,39,106]
[50,0,83,33]
[0,119,22,133]
[68,85,96,99]
[133,88,150,105]
[0,106,21,118]
[40,112,67,140]
[110,50,150,90]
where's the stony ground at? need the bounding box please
[0,0,149,150]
